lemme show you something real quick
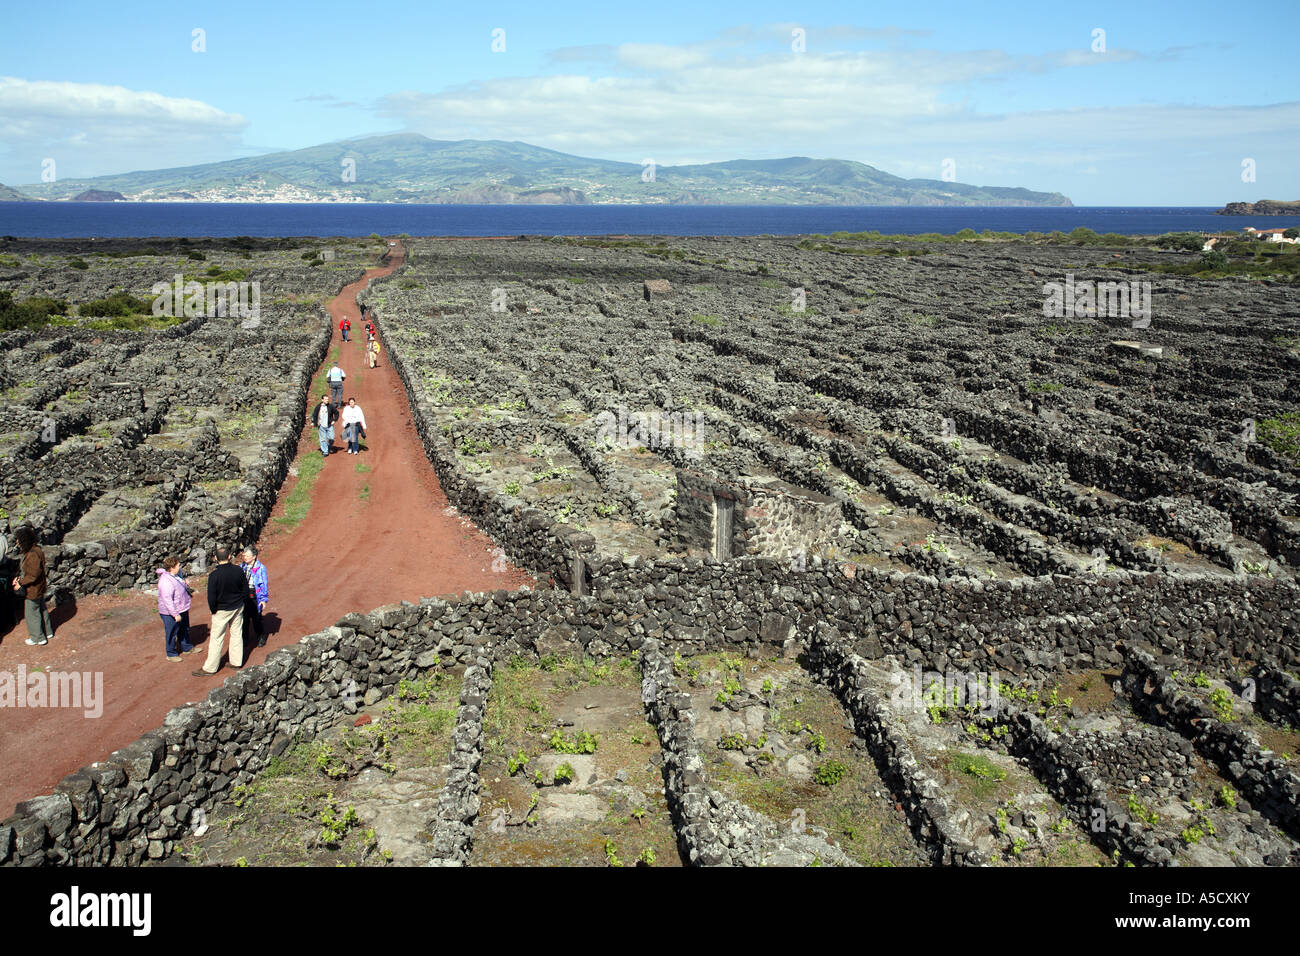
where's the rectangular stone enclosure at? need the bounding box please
[674,468,841,563]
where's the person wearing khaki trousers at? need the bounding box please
[195,547,246,677]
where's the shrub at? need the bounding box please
[78,290,152,318]
[1155,232,1205,252]
[203,266,247,282]
[550,729,598,754]
[1258,411,1300,463]
[949,752,1007,782]
[0,291,67,330]
[1208,688,1235,722]
[814,759,849,786]
[507,750,529,775]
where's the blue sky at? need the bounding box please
[1,0,1296,203]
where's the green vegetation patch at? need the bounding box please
[172,669,460,866]
[78,290,155,318]
[275,449,326,529]
[0,291,67,331]
[1258,411,1300,463]
[947,752,1009,800]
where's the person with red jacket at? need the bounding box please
[339,316,351,342]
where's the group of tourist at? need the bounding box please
[357,306,382,368]
[342,308,381,360]
[6,306,371,663]
[156,546,269,674]
[317,306,375,456]
[315,377,368,456]
[5,526,269,676]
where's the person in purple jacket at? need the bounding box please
[240,546,269,648]
[157,556,196,661]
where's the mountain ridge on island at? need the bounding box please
[16,133,1074,207]
[1217,200,1300,216]
[0,182,38,202]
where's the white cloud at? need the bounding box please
[0,77,248,184]
[0,77,244,127]
[373,40,1299,202]
[616,44,713,72]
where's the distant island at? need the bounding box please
[72,189,127,202]
[15,133,1073,207]
[1217,200,1300,216]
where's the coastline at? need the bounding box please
[4,204,1299,240]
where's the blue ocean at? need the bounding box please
[1,202,1297,238]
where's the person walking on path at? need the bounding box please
[240,546,269,649]
[327,361,346,410]
[10,526,54,646]
[341,397,368,454]
[339,316,351,342]
[156,557,195,661]
[195,547,246,676]
[314,393,338,456]
[367,336,380,369]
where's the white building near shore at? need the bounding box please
[1243,227,1299,244]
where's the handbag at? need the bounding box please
[328,425,335,440]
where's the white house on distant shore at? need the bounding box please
[1244,227,1299,244]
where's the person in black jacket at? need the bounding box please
[314,393,339,456]
[194,547,247,677]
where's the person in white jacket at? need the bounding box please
[341,397,368,454]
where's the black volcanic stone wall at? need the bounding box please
[638,637,857,866]
[4,564,1298,865]
[29,317,332,595]
[1120,647,1300,844]
[0,593,529,866]
[0,580,802,867]
[372,298,1300,683]
[1255,660,1300,728]
[805,623,986,865]
[425,656,492,866]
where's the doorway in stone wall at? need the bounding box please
[713,495,735,560]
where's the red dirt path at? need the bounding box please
[0,242,532,816]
